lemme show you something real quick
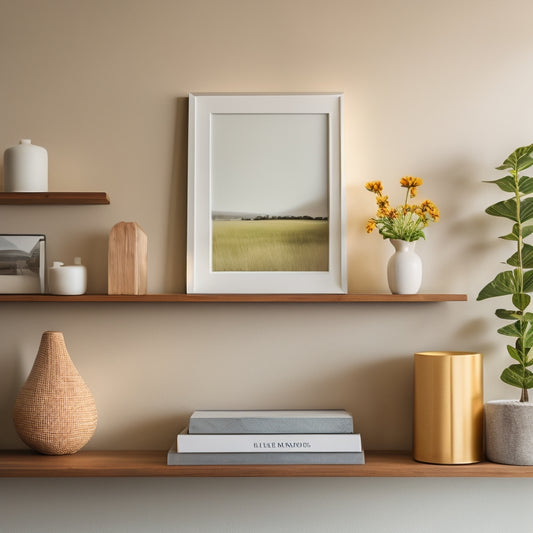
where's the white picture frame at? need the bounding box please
[187,93,346,294]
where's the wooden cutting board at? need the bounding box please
[108,222,147,295]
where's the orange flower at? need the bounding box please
[376,195,389,209]
[400,176,423,189]
[365,181,383,194]
[365,219,376,233]
[420,199,440,221]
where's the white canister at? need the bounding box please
[4,139,48,192]
[48,257,87,295]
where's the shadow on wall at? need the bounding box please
[432,156,497,294]
[57,230,109,294]
[164,96,189,293]
[351,354,414,450]
[346,180,388,292]
[268,353,415,451]
[95,413,188,451]
[0,348,30,449]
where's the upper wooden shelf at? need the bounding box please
[0,293,467,303]
[0,450,529,477]
[0,192,110,205]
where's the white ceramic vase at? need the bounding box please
[485,400,533,465]
[387,239,422,294]
[3,139,48,192]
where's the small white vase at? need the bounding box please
[3,139,48,192]
[48,257,87,295]
[387,239,422,294]
[485,400,533,465]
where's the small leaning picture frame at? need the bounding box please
[0,234,46,294]
[187,92,346,294]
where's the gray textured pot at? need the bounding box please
[485,400,533,465]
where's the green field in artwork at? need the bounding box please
[212,219,329,272]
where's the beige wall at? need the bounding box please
[1,0,533,531]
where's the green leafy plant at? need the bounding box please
[477,144,533,401]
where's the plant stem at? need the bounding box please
[514,168,528,402]
[515,169,524,294]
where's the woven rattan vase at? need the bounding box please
[13,331,97,455]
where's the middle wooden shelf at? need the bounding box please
[0,293,467,303]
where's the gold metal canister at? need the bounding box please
[413,351,483,464]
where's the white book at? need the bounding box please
[167,444,365,465]
[176,427,362,453]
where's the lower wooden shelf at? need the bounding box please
[1,450,531,477]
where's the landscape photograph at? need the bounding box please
[211,112,330,272]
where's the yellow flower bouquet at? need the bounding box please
[365,176,440,241]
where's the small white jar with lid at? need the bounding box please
[4,139,48,192]
[48,257,87,295]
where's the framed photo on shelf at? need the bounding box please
[187,92,346,294]
[0,234,46,294]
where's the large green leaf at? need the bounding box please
[499,232,518,241]
[507,344,521,362]
[521,198,533,222]
[513,292,532,310]
[486,197,533,223]
[525,324,533,348]
[486,198,518,221]
[495,308,522,320]
[498,321,522,337]
[507,244,533,268]
[524,225,533,239]
[477,270,517,300]
[496,144,533,172]
[524,270,533,292]
[501,365,528,388]
[515,339,531,363]
[525,374,533,387]
[499,223,533,241]
[484,176,517,193]
[519,176,533,195]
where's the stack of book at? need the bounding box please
[167,409,364,465]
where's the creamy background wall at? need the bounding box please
[1,0,532,531]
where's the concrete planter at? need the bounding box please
[485,400,533,465]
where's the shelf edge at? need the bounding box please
[0,450,531,478]
[0,192,110,205]
[0,293,468,303]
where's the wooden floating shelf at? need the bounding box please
[0,293,467,303]
[0,450,530,478]
[0,192,110,205]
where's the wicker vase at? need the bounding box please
[13,331,97,455]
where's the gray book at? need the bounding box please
[188,409,354,434]
[167,444,365,465]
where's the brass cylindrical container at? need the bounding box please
[413,351,483,464]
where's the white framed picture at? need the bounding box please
[187,93,346,294]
